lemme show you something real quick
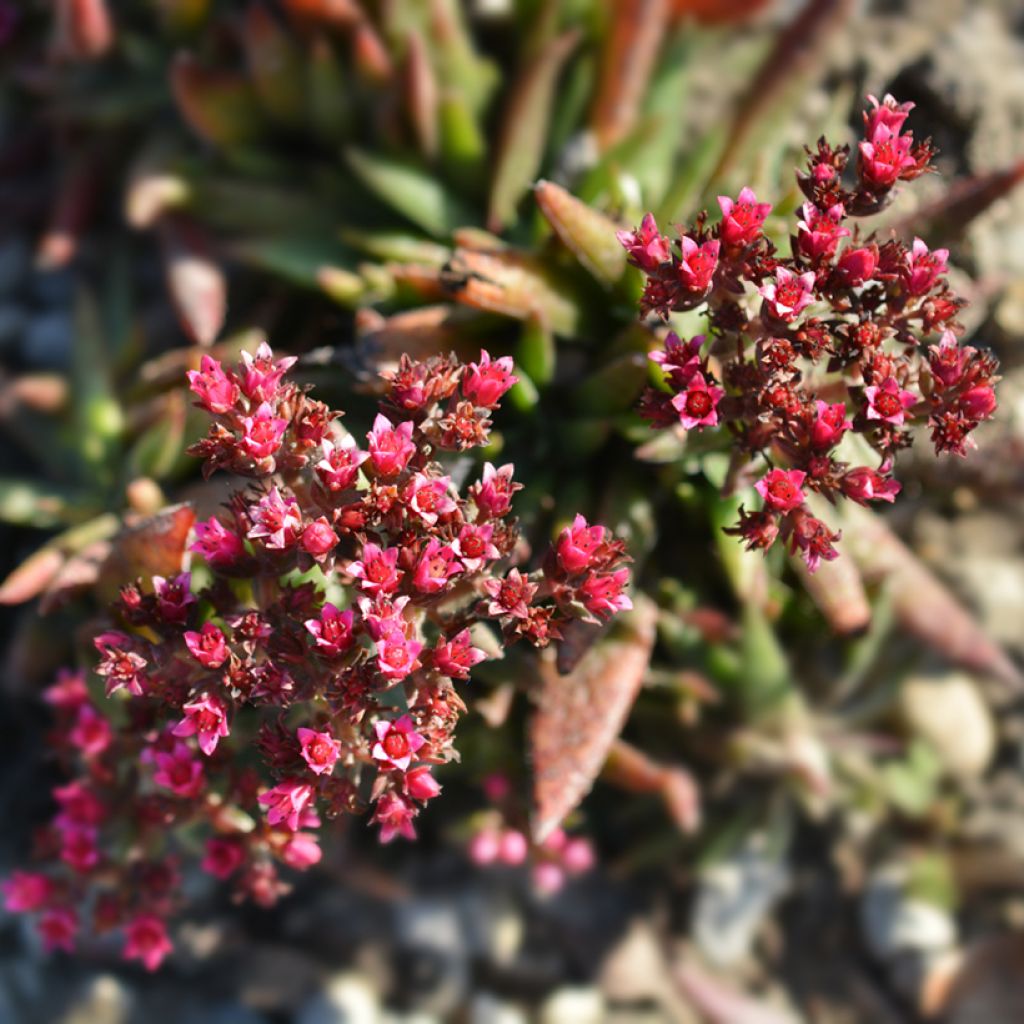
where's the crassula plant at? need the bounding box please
[2,344,630,969]
[619,94,999,570]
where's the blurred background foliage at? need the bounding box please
[2,0,1024,1021]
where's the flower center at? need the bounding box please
[382,732,410,759]
[685,390,713,418]
[384,644,407,667]
[874,392,901,418]
[461,534,484,557]
[769,479,797,502]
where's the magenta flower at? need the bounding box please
[579,569,632,619]
[172,695,230,756]
[617,212,671,271]
[239,402,288,463]
[902,237,949,296]
[928,330,969,386]
[52,781,105,829]
[349,542,403,595]
[94,632,147,697]
[841,467,901,505]
[123,914,174,972]
[864,377,916,425]
[462,350,518,408]
[557,514,607,574]
[670,373,724,430]
[372,792,417,843]
[190,516,245,568]
[304,603,355,657]
[281,833,322,870]
[796,202,850,261]
[258,780,314,832]
[300,517,339,561]
[858,123,917,188]
[755,469,807,512]
[452,522,499,573]
[201,838,245,880]
[60,827,99,873]
[472,462,520,519]
[315,437,368,491]
[835,246,878,286]
[152,572,195,624]
[375,631,423,682]
[358,594,411,641]
[649,332,704,387]
[404,472,457,526]
[68,705,112,757]
[366,414,416,477]
[863,93,914,140]
[247,487,302,550]
[2,871,53,913]
[187,355,238,415]
[960,385,997,422]
[412,539,462,595]
[676,236,720,294]
[43,669,89,710]
[238,341,297,403]
[717,187,771,247]
[483,568,537,620]
[759,268,815,323]
[297,727,340,776]
[405,766,441,801]
[153,742,205,797]
[809,401,851,450]
[432,628,487,679]
[786,511,841,573]
[183,622,229,669]
[38,908,77,953]
[372,715,425,772]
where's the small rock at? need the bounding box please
[539,986,604,1024]
[392,899,470,1016]
[862,867,957,962]
[58,974,133,1024]
[21,310,73,370]
[296,973,381,1024]
[466,992,528,1024]
[900,672,996,780]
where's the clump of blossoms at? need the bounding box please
[4,345,630,968]
[619,95,999,570]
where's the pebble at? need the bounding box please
[466,992,529,1024]
[538,986,605,1024]
[296,973,381,1024]
[862,866,957,962]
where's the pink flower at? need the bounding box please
[190,516,245,568]
[902,237,948,296]
[452,523,499,573]
[617,212,671,270]
[835,246,878,286]
[405,766,441,801]
[304,603,355,657]
[432,628,487,679]
[864,377,916,425]
[2,871,52,912]
[483,568,537,620]
[858,123,916,189]
[375,632,423,682]
[863,93,914,140]
[412,539,462,595]
[349,542,403,595]
[462,350,518,408]
[358,595,411,641]
[468,828,500,865]
[809,401,851,450]
[498,829,528,866]
[300,517,339,561]
[123,914,173,972]
[153,742,205,797]
[759,267,815,323]
[366,414,416,477]
[404,472,457,526]
[960,385,997,422]
[557,514,606,574]
[372,792,417,843]
[786,510,840,573]
[670,373,724,430]
[297,727,340,776]
[187,355,238,414]
[239,402,288,462]
[258,780,315,832]
[43,669,89,710]
[676,236,720,294]
[796,202,850,261]
[281,833,321,870]
[60,827,100,873]
[579,569,632,619]
[482,773,511,803]
[649,332,704,386]
[562,837,596,874]
[841,467,901,504]
[152,572,195,624]
[755,469,807,511]
[472,462,520,519]
[717,187,771,247]
[247,487,302,550]
[52,781,105,829]
[38,907,77,953]
[928,330,968,386]
[172,695,230,756]
[201,837,245,880]
[315,437,368,491]
[372,715,425,772]
[238,341,296,403]
[94,631,147,697]
[183,622,229,669]
[532,862,566,894]
[68,705,112,757]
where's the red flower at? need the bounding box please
[462,350,518,408]
[297,727,341,776]
[187,355,238,414]
[315,437,368,491]
[432,629,487,679]
[902,237,948,296]
[759,268,815,323]
[201,838,245,880]
[717,187,771,247]
[755,469,807,512]
[304,603,355,657]
[864,377,916,425]
[556,514,607,575]
[172,695,230,756]
[670,373,724,430]
[183,622,229,669]
[617,212,671,270]
[123,914,173,972]
[372,715,425,772]
[677,236,720,294]
[366,414,415,477]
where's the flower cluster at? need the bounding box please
[618,95,998,570]
[4,345,630,968]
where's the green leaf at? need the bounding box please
[0,478,96,529]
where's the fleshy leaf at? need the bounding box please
[170,53,264,149]
[159,216,226,347]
